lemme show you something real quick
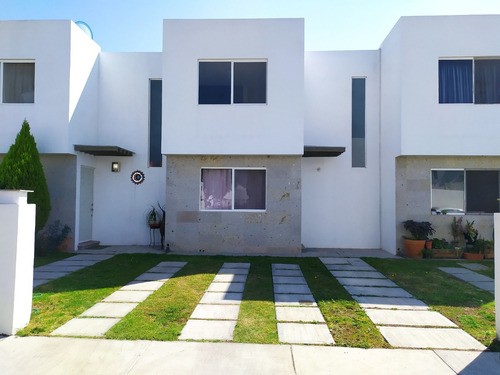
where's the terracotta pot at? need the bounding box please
[403,239,425,258]
[463,252,484,260]
[425,240,433,249]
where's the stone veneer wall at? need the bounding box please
[165,155,301,254]
[396,156,500,253]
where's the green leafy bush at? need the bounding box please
[35,220,71,255]
[0,120,51,230]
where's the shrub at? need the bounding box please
[403,220,435,240]
[0,120,51,231]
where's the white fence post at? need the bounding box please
[0,190,35,335]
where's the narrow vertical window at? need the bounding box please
[149,79,162,167]
[352,77,366,168]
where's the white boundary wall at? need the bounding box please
[0,190,36,335]
[495,213,499,340]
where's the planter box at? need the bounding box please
[485,248,494,259]
[431,249,463,259]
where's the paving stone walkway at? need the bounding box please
[438,264,494,293]
[272,264,334,345]
[34,254,114,288]
[320,257,486,350]
[50,261,187,337]
[179,262,250,341]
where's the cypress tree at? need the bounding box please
[0,120,51,231]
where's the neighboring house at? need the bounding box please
[0,15,499,255]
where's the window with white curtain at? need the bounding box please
[2,62,35,103]
[200,168,266,211]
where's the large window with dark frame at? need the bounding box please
[200,168,266,211]
[439,58,500,104]
[431,169,500,214]
[1,62,35,103]
[198,61,267,105]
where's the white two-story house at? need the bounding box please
[0,15,499,255]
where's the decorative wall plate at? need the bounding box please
[131,170,145,185]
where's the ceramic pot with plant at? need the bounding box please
[463,238,490,260]
[402,220,435,258]
[146,206,161,228]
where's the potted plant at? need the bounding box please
[146,206,161,228]
[463,238,488,260]
[463,220,478,245]
[402,220,435,258]
[451,217,463,247]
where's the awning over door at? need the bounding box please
[74,145,134,156]
[303,146,345,157]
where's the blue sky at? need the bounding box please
[2,0,500,51]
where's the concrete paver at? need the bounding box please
[102,290,154,303]
[353,296,429,310]
[438,267,474,274]
[35,265,86,272]
[157,261,190,267]
[120,280,165,291]
[345,286,413,298]
[364,309,457,327]
[178,320,237,341]
[274,284,311,294]
[274,293,317,306]
[469,281,495,292]
[272,269,303,277]
[218,267,249,275]
[325,264,376,271]
[273,276,307,284]
[277,323,334,344]
[190,304,241,320]
[458,263,489,271]
[33,279,52,287]
[275,306,325,322]
[336,277,398,287]
[50,318,121,337]
[453,273,493,283]
[33,271,70,279]
[292,345,457,375]
[49,260,96,267]
[207,282,246,293]
[80,302,139,318]
[212,274,247,283]
[318,257,351,265]
[272,264,300,270]
[135,272,175,281]
[199,292,243,304]
[378,326,486,350]
[147,266,184,273]
[434,350,500,375]
[330,270,386,278]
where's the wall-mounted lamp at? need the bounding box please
[111,162,120,172]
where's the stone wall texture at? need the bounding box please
[396,156,499,253]
[165,155,302,254]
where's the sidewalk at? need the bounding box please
[1,335,499,375]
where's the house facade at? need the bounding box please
[0,15,499,255]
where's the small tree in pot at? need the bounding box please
[402,220,435,258]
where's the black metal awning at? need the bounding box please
[303,146,346,157]
[74,145,135,157]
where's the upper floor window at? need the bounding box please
[2,62,35,103]
[198,61,267,104]
[439,58,500,104]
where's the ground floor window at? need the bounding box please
[201,168,266,211]
[431,169,500,214]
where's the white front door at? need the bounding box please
[79,166,94,242]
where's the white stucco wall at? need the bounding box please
[0,20,72,153]
[68,22,101,150]
[395,15,500,156]
[162,18,304,155]
[302,50,381,249]
[89,52,165,245]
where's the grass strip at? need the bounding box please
[301,258,390,348]
[106,257,221,341]
[364,258,498,351]
[18,254,164,336]
[233,259,278,344]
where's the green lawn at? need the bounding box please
[20,254,497,351]
[364,258,498,351]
